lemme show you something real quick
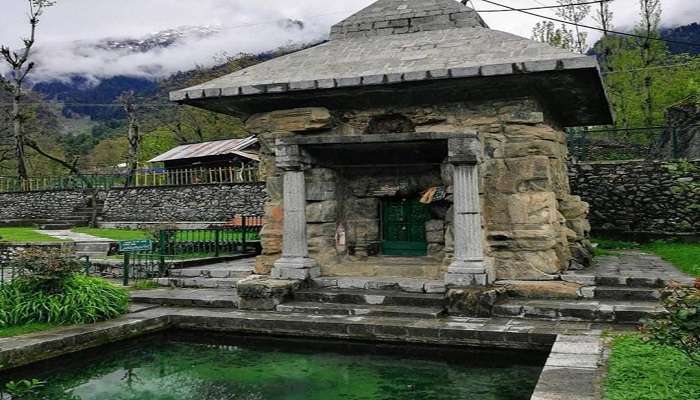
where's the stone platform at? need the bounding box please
[155,258,255,289]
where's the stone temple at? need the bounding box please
[170,0,613,288]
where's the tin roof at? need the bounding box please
[148,136,259,163]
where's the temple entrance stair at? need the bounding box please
[154,259,255,289]
[276,287,447,319]
[320,257,444,280]
[491,251,697,324]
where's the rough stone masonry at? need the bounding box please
[170,0,613,286]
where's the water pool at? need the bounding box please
[1,331,546,400]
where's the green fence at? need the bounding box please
[0,174,125,193]
[120,224,262,285]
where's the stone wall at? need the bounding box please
[248,100,592,280]
[0,190,91,224]
[0,183,267,225]
[102,183,267,223]
[570,160,700,234]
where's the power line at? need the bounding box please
[475,0,613,13]
[479,0,700,48]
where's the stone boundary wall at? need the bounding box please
[0,190,90,224]
[569,159,699,234]
[102,183,267,223]
[0,183,267,225]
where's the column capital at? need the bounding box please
[448,137,481,165]
[276,143,311,171]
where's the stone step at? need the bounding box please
[313,276,447,294]
[129,288,236,308]
[78,251,111,259]
[321,258,444,280]
[170,267,254,279]
[75,242,112,252]
[154,277,243,289]
[276,301,445,319]
[493,299,666,324]
[39,223,74,230]
[562,273,696,289]
[295,288,446,308]
[593,286,661,301]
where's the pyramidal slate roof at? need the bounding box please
[170,0,612,125]
[329,0,488,39]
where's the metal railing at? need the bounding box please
[133,165,259,187]
[158,223,262,259]
[0,165,261,193]
[120,222,263,285]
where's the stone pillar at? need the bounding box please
[446,137,488,286]
[272,144,320,280]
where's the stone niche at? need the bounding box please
[247,98,592,282]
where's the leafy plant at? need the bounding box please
[641,284,700,366]
[0,275,129,327]
[132,279,159,290]
[9,248,83,293]
[4,379,46,399]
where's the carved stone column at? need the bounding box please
[272,144,320,280]
[445,137,488,287]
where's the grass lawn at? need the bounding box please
[0,323,56,338]
[0,228,66,243]
[592,238,700,277]
[71,227,150,241]
[642,242,700,277]
[605,334,700,400]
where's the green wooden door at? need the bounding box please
[382,198,430,256]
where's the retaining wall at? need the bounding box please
[0,183,267,226]
[0,190,90,224]
[570,160,699,235]
[102,183,267,223]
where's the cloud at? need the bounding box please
[1,0,698,83]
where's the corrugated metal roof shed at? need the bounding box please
[148,136,258,163]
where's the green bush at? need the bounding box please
[0,274,129,327]
[642,284,700,366]
[9,248,84,293]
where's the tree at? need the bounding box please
[532,21,576,51]
[0,0,55,188]
[118,91,140,188]
[592,0,614,37]
[555,0,592,54]
[637,0,666,129]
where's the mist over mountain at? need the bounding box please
[661,23,700,55]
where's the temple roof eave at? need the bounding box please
[170,56,597,102]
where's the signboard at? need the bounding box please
[118,240,153,253]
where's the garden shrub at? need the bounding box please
[0,249,129,327]
[9,248,83,293]
[642,284,700,366]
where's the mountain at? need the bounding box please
[97,26,222,53]
[661,23,700,55]
[34,76,159,121]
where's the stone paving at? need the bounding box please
[563,250,696,288]
[130,289,237,308]
[36,229,111,242]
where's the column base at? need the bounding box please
[445,259,489,287]
[272,257,320,280]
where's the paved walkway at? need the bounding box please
[36,229,112,242]
[564,250,696,287]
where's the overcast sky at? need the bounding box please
[1,0,698,82]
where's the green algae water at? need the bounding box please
[1,331,545,400]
